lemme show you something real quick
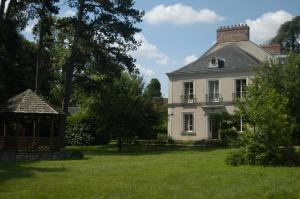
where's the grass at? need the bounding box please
[0,145,300,199]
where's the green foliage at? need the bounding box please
[152,104,168,135]
[77,73,161,142]
[65,115,95,146]
[144,78,162,99]
[272,16,300,53]
[210,112,241,147]
[225,149,245,166]
[234,58,299,166]
[220,129,240,147]
[156,133,175,144]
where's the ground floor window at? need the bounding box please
[183,113,194,133]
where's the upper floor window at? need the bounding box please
[235,79,247,99]
[183,82,195,103]
[208,80,220,102]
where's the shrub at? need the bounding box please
[271,147,300,166]
[226,149,245,166]
[65,116,95,146]
[167,136,175,144]
[157,133,168,144]
[220,129,240,147]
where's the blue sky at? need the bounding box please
[22,0,300,96]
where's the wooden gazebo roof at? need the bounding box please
[0,89,61,114]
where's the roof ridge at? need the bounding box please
[228,43,261,65]
[16,90,29,112]
[248,40,275,58]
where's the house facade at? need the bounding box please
[167,24,280,141]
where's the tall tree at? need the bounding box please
[61,0,144,116]
[32,0,59,94]
[144,78,162,99]
[272,16,300,53]
[0,0,36,101]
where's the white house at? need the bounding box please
[167,24,281,141]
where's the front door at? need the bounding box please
[209,118,219,139]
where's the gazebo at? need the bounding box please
[0,89,65,153]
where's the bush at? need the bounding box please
[157,133,168,144]
[227,130,300,166]
[65,116,95,146]
[220,129,240,147]
[156,133,175,145]
[226,149,245,166]
[271,147,300,166]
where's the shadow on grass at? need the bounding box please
[66,144,224,157]
[0,162,67,186]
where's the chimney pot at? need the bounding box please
[217,24,250,43]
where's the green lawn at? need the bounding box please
[0,145,300,199]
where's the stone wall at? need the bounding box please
[0,151,67,161]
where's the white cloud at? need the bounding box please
[136,64,155,78]
[246,10,293,43]
[131,33,170,65]
[184,55,197,65]
[144,3,225,25]
[64,10,76,17]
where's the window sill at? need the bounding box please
[181,132,196,136]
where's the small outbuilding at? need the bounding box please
[0,89,65,153]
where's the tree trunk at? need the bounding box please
[0,0,7,23]
[35,0,46,94]
[118,136,122,152]
[4,0,16,21]
[60,0,85,139]
[61,0,85,114]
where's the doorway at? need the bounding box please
[209,118,219,139]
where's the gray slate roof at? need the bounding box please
[167,43,261,76]
[0,89,61,114]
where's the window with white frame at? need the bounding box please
[208,80,220,102]
[235,79,247,99]
[184,82,194,102]
[183,113,194,132]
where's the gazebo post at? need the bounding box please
[37,116,40,137]
[3,122,6,137]
[50,117,54,150]
[15,116,19,152]
[33,116,36,137]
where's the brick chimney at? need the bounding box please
[260,43,281,55]
[217,24,249,43]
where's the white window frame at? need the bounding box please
[207,80,220,102]
[182,113,194,133]
[183,81,195,103]
[235,79,247,99]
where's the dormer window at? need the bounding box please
[209,57,217,68]
[208,57,225,68]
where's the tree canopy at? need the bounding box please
[272,16,300,53]
[143,78,162,100]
